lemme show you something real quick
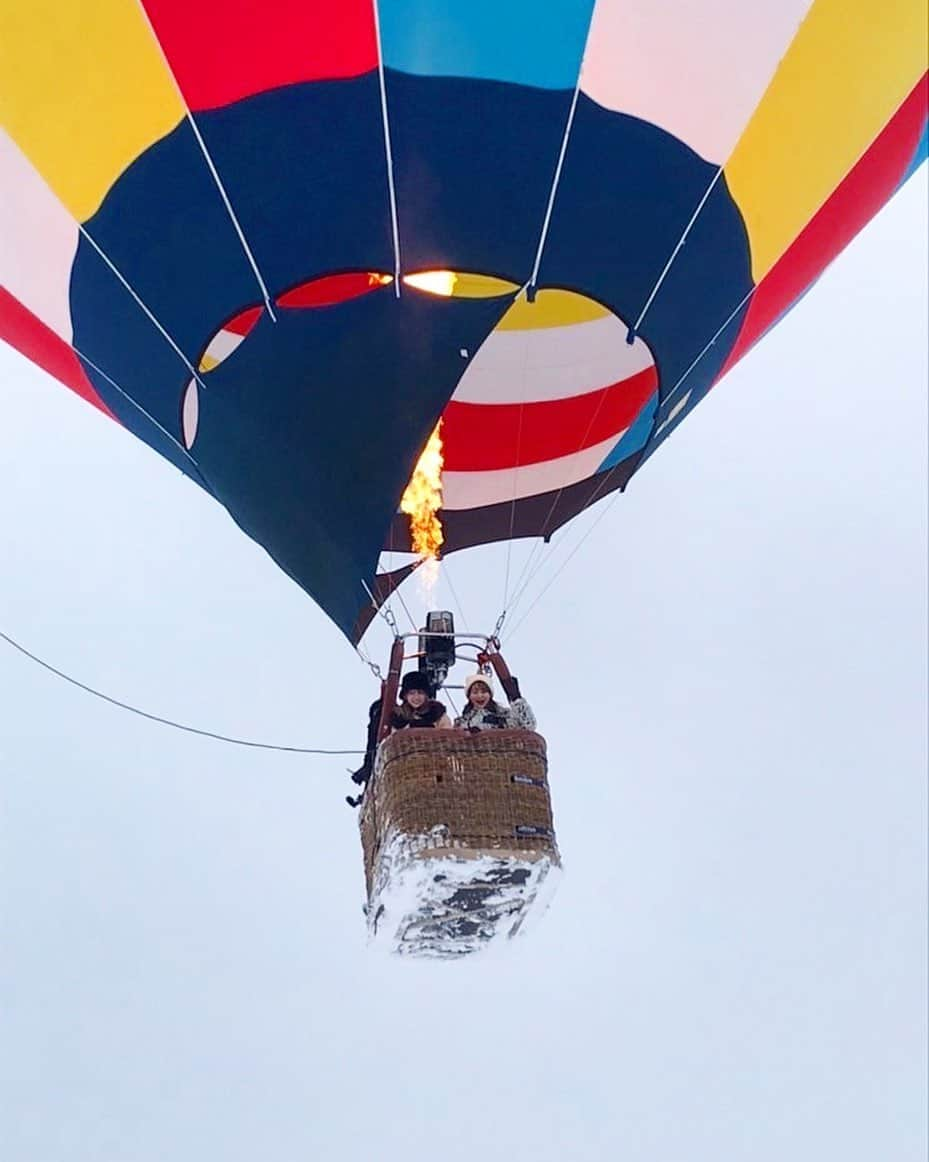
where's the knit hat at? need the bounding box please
[464,672,494,697]
[400,670,433,698]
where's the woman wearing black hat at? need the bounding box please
[390,670,452,731]
[345,670,452,806]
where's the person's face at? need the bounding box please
[468,682,491,708]
[405,688,428,709]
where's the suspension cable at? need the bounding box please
[0,628,362,756]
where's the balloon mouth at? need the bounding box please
[182,272,660,514]
[182,269,523,451]
[382,281,660,579]
[433,285,659,514]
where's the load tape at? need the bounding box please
[511,773,547,788]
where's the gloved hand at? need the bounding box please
[502,674,522,702]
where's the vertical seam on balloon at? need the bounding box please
[133,0,278,321]
[372,0,403,296]
[78,226,207,390]
[527,7,598,292]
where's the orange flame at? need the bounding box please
[401,421,444,560]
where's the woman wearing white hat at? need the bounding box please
[455,671,536,732]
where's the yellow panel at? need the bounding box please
[725,0,928,280]
[402,271,520,298]
[450,273,520,298]
[0,1,184,221]
[497,289,610,331]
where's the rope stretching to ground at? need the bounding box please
[0,628,362,756]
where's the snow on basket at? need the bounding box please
[359,727,561,958]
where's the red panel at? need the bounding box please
[277,272,386,309]
[142,0,378,111]
[225,305,263,336]
[442,365,658,472]
[721,73,928,376]
[0,289,114,418]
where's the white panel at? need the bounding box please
[0,130,79,340]
[655,390,692,436]
[442,432,622,511]
[181,380,199,449]
[452,314,654,405]
[581,0,813,163]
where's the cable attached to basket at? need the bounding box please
[0,628,363,756]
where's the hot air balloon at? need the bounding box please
[2,1,926,954]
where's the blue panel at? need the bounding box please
[379,0,594,90]
[71,235,207,482]
[537,96,753,399]
[191,288,513,638]
[597,392,658,472]
[641,304,749,463]
[71,71,752,637]
[388,71,570,276]
[899,119,928,188]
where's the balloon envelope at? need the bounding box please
[1,1,926,639]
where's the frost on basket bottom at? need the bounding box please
[358,728,561,958]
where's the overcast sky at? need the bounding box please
[1,170,926,1162]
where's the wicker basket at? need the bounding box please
[358,729,560,955]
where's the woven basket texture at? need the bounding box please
[359,728,558,896]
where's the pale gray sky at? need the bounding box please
[1,171,926,1162]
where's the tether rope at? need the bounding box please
[0,628,362,756]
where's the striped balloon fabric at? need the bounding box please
[1,1,925,639]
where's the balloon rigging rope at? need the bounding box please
[527,5,596,293]
[506,494,620,642]
[502,285,759,636]
[632,168,725,334]
[390,580,418,632]
[0,628,363,756]
[78,227,206,390]
[372,0,403,293]
[136,1,277,317]
[442,564,470,632]
[73,346,204,479]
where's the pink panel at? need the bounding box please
[581,0,813,163]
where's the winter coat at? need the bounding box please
[390,699,452,730]
[455,697,537,732]
[349,697,383,787]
